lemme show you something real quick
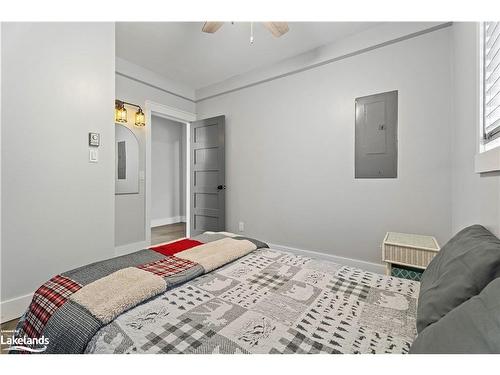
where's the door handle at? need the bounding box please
[217,185,226,190]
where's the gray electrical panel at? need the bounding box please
[355,90,398,178]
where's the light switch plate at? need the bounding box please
[89,132,100,147]
[89,149,98,163]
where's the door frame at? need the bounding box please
[144,100,196,245]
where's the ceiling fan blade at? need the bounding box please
[202,22,224,33]
[263,22,289,37]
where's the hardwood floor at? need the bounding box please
[0,318,20,354]
[151,222,186,245]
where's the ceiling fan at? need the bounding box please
[202,22,289,43]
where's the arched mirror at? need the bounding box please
[115,124,139,194]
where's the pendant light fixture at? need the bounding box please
[115,99,146,127]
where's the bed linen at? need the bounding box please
[13,232,419,354]
[12,233,261,354]
[86,248,419,354]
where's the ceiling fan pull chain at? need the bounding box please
[250,22,254,45]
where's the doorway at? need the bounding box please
[144,101,225,246]
[150,114,187,245]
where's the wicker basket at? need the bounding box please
[382,232,440,272]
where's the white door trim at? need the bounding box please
[144,101,196,245]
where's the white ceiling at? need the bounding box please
[116,22,381,90]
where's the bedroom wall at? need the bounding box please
[114,58,195,248]
[151,116,186,226]
[1,22,115,321]
[196,26,453,265]
[450,23,500,236]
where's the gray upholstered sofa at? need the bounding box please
[410,225,500,353]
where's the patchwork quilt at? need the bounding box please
[12,232,264,354]
[13,232,419,354]
[86,248,419,354]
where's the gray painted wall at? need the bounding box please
[196,28,453,264]
[2,22,494,311]
[114,70,194,247]
[451,23,500,236]
[1,23,115,302]
[151,116,186,225]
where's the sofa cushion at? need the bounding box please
[411,277,500,353]
[417,225,500,332]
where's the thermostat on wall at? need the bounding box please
[89,132,100,147]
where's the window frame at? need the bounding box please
[480,21,500,150]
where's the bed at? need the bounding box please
[87,247,418,354]
[13,225,500,354]
[12,232,418,354]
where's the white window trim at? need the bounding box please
[475,22,500,172]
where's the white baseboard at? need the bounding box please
[267,242,385,274]
[151,216,186,228]
[1,293,33,323]
[114,240,150,257]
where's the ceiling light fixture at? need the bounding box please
[202,22,289,45]
[115,99,145,127]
